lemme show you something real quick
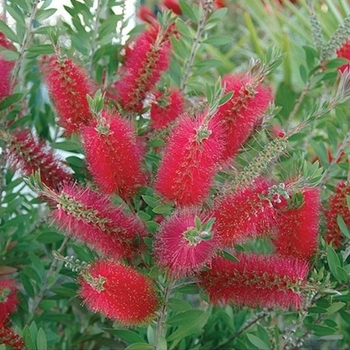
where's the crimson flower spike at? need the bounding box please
[155,112,225,207]
[42,54,94,134]
[272,187,320,260]
[0,327,25,350]
[199,253,309,310]
[211,72,272,162]
[0,31,15,100]
[336,38,350,72]
[51,183,146,259]
[6,129,72,192]
[82,110,147,200]
[212,177,276,247]
[154,209,218,278]
[78,260,159,325]
[0,279,19,326]
[114,23,174,113]
[325,181,350,247]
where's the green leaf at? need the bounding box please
[299,64,308,84]
[0,344,6,350]
[221,250,239,262]
[305,324,336,336]
[179,0,198,23]
[0,20,19,43]
[36,328,47,350]
[167,310,205,326]
[36,8,57,21]
[337,215,350,239]
[203,35,232,46]
[26,44,55,59]
[205,8,228,28]
[51,141,82,152]
[125,343,153,350]
[103,329,145,344]
[0,93,23,110]
[327,302,346,314]
[5,4,25,27]
[327,245,342,282]
[145,221,159,233]
[167,298,192,312]
[246,333,270,350]
[152,205,173,215]
[142,195,159,208]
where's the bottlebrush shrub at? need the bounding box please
[82,110,147,200]
[78,260,159,325]
[2,1,350,349]
[199,253,309,309]
[324,181,350,247]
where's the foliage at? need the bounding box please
[0,0,349,349]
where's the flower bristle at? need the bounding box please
[53,184,146,259]
[114,24,173,113]
[213,178,275,246]
[82,111,147,200]
[78,260,159,325]
[42,55,93,134]
[0,279,19,326]
[199,254,309,310]
[150,87,184,129]
[324,181,350,247]
[154,209,218,277]
[212,73,272,161]
[0,31,15,101]
[336,38,350,72]
[273,188,320,260]
[7,129,72,191]
[155,114,225,206]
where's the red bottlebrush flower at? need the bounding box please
[213,178,276,246]
[162,0,182,15]
[212,73,272,161]
[82,111,146,200]
[0,32,15,101]
[78,260,158,325]
[150,87,184,129]
[154,209,218,277]
[214,0,226,8]
[199,253,309,310]
[137,5,157,24]
[7,129,72,191]
[0,327,25,350]
[0,279,18,326]
[114,24,173,113]
[325,181,350,247]
[273,188,320,260]
[53,183,146,259]
[155,114,225,206]
[336,38,350,72]
[42,55,93,134]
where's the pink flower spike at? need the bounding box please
[78,260,159,325]
[212,73,272,161]
[273,187,320,260]
[150,87,184,129]
[0,279,18,326]
[42,55,93,134]
[0,32,15,101]
[7,129,72,191]
[154,209,218,277]
[114,24,173,113]
[155,113,225,206]
[213,178,276,246]
[53,184,146,259]
[199,253,309,310]
[82,110,147,200]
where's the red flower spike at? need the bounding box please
[213,178,276,246]
[155,114,225,206]
[7,129,72,192]
[43,55,93,134]
[0,327,25,350]
[82,111,146,200]
[0,32,15,101]
[78,260,159,325]
[336,38,350,72]
[114,24,173,113]
[0,279,18,326]
[325,181,350,247]
[137,5,157,24]
[162,0,182,15]
[150,87,184,129]
[199,254,309,310]
[273,188,320,260]
[212,73,272,161]
[154,209,218,277]
[53,184,146,259]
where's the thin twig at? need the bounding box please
[26,236,70,325]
